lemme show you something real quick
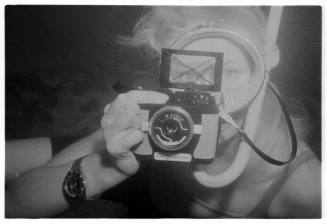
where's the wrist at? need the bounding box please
[88,129,106,152]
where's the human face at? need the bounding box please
[179,37,253,143]
[181,37,253,90]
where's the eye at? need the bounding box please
[222,68,251,88]
[223,69,239,79]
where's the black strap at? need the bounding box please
[62,156,87,206]
[236,82,297,166]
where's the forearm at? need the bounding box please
[6,137,52,183]
[47,129,105,166]
[5,152,128,218]
[6,129,105,183]
[6,162,72,218]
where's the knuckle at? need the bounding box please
[100,117,107,128]
[126,91,140,105]
[107,141,120,155]
[128,161,140,175]
[125,110,137,119]
[104,127,114,136]
[103,132,113,145]
[126,90,136,98]
[105,142,114,154]
[119,112,137,127]
[133,118,141,129]
[101,114,112,128]
[134,130,144,139]
[117,93,127,102]
[103,103,111,114]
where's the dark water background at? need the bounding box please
[5,6,321,157]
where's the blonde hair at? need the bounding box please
[117,6,268,58]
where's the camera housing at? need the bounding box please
[134,48,223,163]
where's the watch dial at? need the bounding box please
[66,172,85,198]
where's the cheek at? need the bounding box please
[219,123,238,143]
[219,116,244,143]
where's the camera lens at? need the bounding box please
[149,106,194,151]
[164,119,179,134]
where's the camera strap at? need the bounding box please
[219,82,298,166]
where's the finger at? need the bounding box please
[103,103,111,114]
[115,152,140,175]
[101,112,114,128]
[132,114,142,130]
[109,111,141,131]
[109,93,140,116]
[101,103,141,129]
[122,95,140,115]
[110,93,129,114]
[126,90,169,105]
[109,129,144,158]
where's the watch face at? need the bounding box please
[64,171,85,199]
[149,106,194,151]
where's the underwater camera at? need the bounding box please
[134,48,224,163]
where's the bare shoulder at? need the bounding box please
[267,140,321,218]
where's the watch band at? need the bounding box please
[71,156,84,173]
[62,156,87,205]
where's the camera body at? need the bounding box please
[135,90,220,163]
[134,48,223,163]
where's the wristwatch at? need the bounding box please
[62,156,87,205]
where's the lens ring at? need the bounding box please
[149,106,194,151]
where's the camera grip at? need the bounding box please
[193,114,219,160]
[134,110,152,155]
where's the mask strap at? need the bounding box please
[219,81,297,165]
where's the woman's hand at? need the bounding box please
[83,90,168,197]
[101,92,144,175]
[102,90,168,175]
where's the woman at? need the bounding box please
[5,6,321,218]
[114,6,321,218]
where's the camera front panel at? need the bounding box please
[135,101,218,163]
